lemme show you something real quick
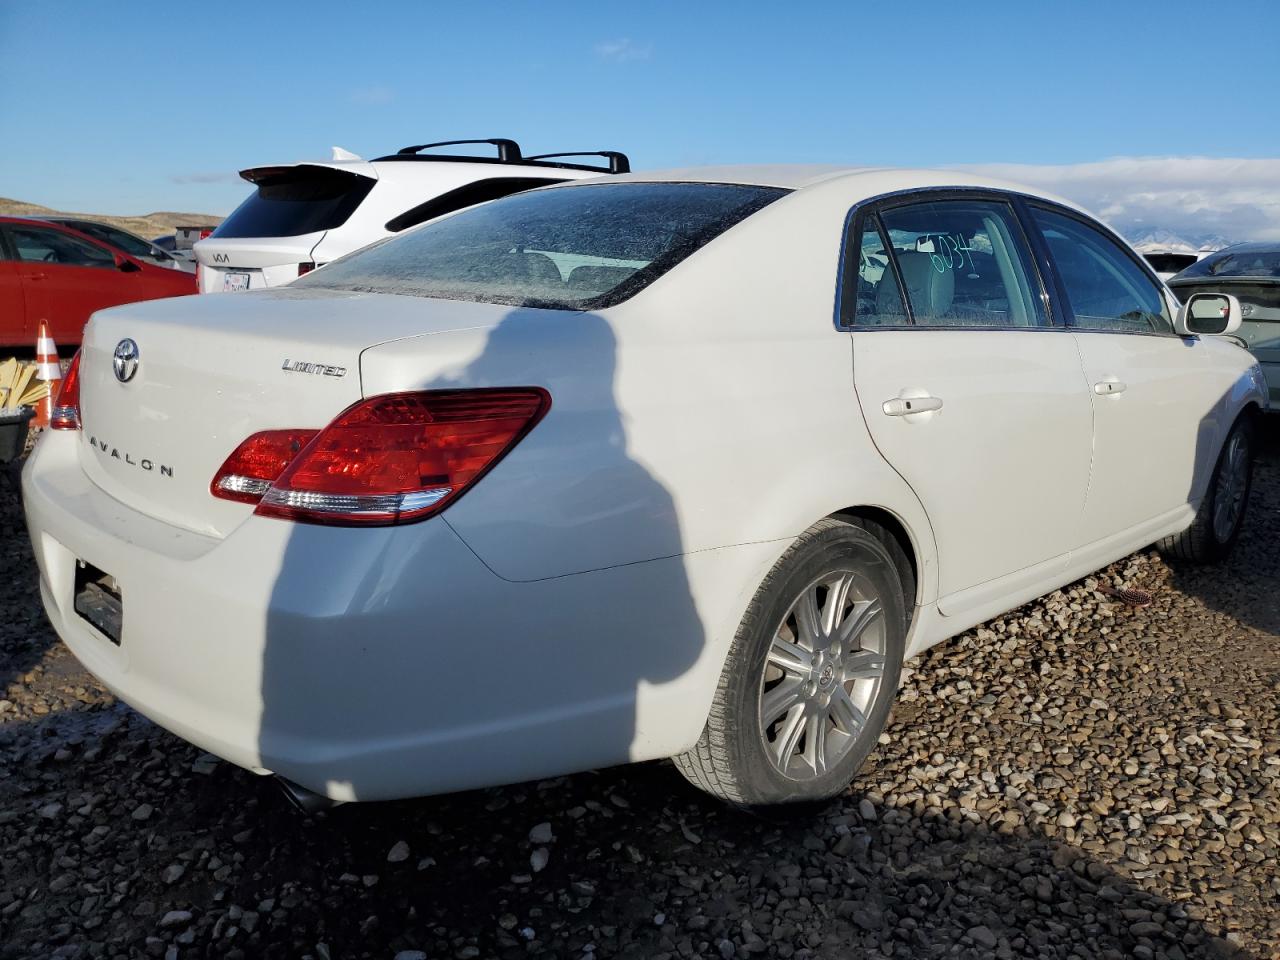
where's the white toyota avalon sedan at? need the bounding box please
[22,167,1266,808]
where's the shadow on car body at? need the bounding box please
[257,309,707,803]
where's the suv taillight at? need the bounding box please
[297,261,316,277]
[50,351,82,430]
[210,389,550,526]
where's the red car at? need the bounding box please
[0,216,196,348]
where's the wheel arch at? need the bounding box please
[829,505,923,622]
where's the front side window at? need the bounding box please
[296,182,789,309]
[846,198,1046,328]
[1031,207,1171,333]
[10,226,115,269]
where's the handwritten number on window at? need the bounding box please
[929,234,976,275]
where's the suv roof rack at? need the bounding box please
[394,138,524,162]
[371,139,631,174]
[525,151,630,174]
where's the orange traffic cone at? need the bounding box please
[32,320,61,429]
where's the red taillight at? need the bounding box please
[211,429,319,504]
[297,261,316,277]
[210,389,550,526]
[50,351,82,430]
[199,229,213,240]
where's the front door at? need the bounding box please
[0,236,27,347]
[1027,205,1239,546]
[843,195,1094,613]
[8,223,136,344]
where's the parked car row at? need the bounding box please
[23,165,1265,808]
[1168,244,1280,404]
[0,216,195,348]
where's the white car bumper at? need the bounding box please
[22,433,778,801]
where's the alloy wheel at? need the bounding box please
[758,570,887,781]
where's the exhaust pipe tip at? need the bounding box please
[274,776,342,814]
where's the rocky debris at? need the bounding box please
[386,841,411,863]
[3,433,1280,957]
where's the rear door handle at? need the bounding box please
[1093,380,1127,396]
[882,395,943,417]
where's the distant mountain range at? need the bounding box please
[1127,228,1235,255]
[0,197,222,241]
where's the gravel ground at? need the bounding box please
[2,425,1278,960]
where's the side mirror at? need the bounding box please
[1175,292,1242,337]
[116,256,142,273]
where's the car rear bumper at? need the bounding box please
[22,432,771,801]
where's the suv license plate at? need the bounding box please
[223,272,251,292]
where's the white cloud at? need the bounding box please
[347,85,395,106]
[953,157,1280,245]
[594,38,651,63]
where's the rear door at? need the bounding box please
[8,223,137,343]
[1027,204,1240,545]
[0,228,28,346]
[845,193,1094,615]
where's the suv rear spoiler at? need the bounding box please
[374,138,630,174]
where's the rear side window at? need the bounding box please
[66,222,154,259]
[296,182,789,309]
[213,166,375,239]
[10,225,115,268]
[1031,207,1171,333]
[846,198,1045,328]
[842,214,906,325]
[385,177,566,232]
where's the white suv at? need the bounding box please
[194,138,628,293]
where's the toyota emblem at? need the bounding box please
[113,338,140,383]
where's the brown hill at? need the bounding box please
[0,197,223,242]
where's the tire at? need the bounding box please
[1158,415,1255,564]
[674,517,908,806]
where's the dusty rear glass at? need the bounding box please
[294,182,789,309]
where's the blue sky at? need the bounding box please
[3,1,1279,239]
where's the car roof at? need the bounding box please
[605,164,1074,198]
[582,165,1088,219]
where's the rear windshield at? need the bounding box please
[213,166,375,239]
[1175,247,1280,280]
[1143,252,1197,274]
[293,182,789,309]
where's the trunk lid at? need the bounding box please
[77,288,509,538]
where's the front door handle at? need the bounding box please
[882,395,943,417]
[1093,380,1127,396]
